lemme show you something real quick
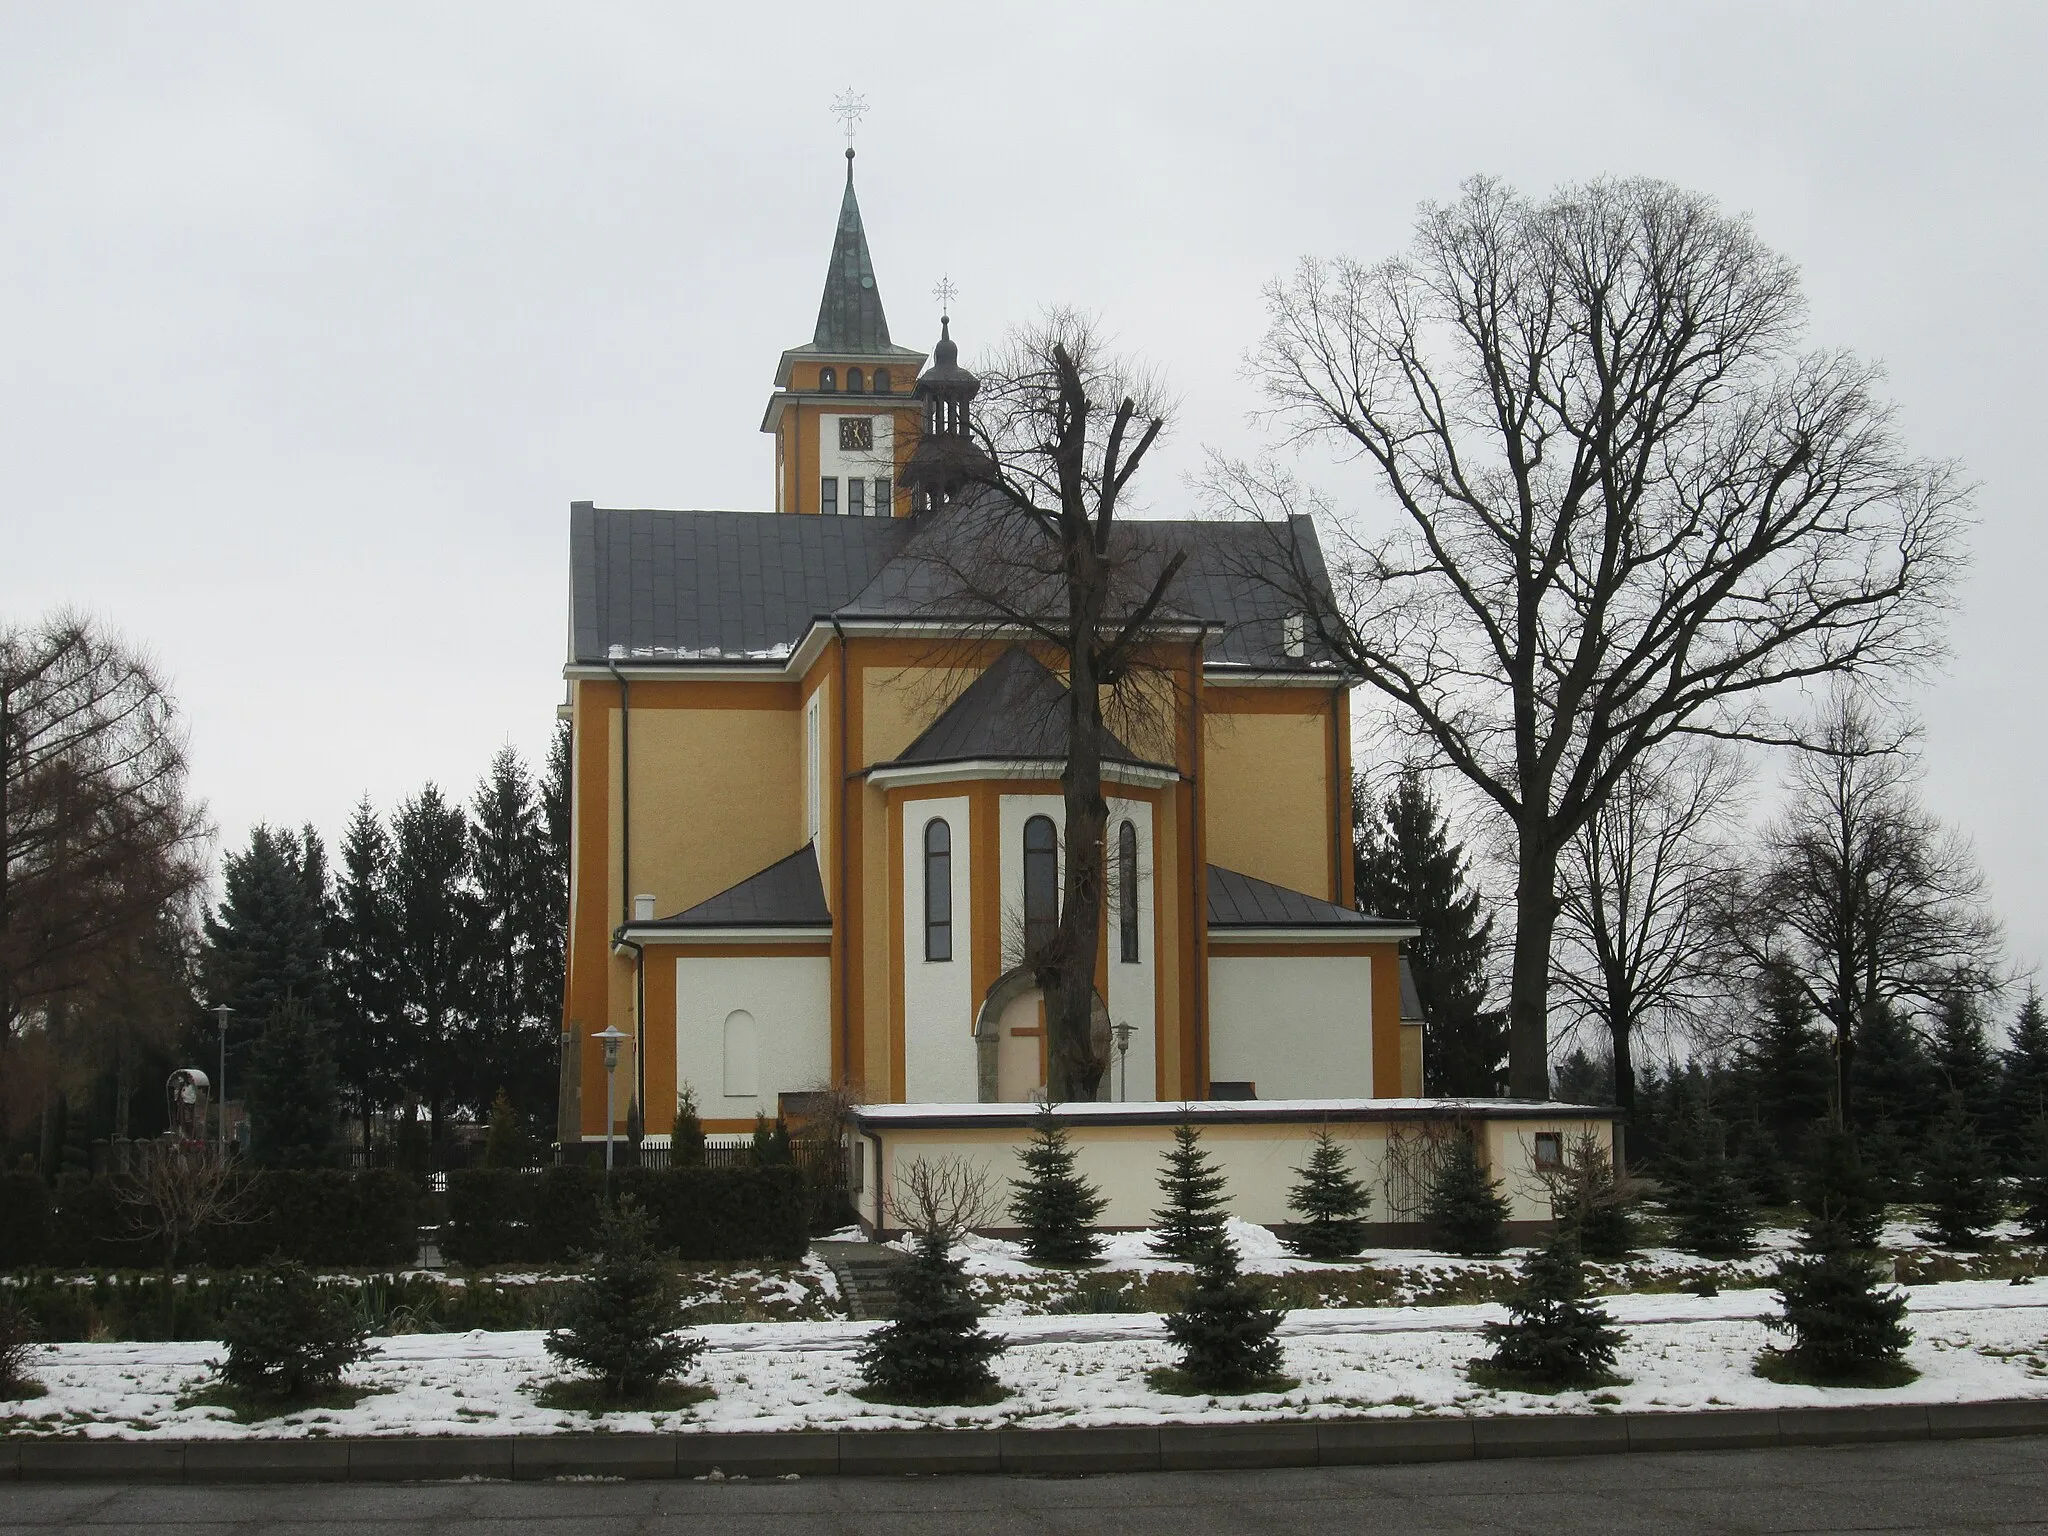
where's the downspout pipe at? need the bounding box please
[606,661,643,1122]
[830,618,852,1092]
[1188,625,1210,1098]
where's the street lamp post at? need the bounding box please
[594,1025,628,1203]
[1111,1018,1135,1103]
[210,1004,234,1157]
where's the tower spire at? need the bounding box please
[812,118,893,353]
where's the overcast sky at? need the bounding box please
[4,2,2043,996]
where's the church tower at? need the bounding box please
[761,149,926,516]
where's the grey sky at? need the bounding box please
[4,3,2042,990]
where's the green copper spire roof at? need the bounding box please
[812,149,895,354]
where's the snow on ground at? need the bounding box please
[5,1279,2043,1440]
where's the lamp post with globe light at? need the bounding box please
[1112,1018,1135,1103]
[594,1025,628,1203]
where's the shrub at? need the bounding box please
[856,1229,1005,1404]
[2018,1116,2048,1244]
[1424,1133,1509,1256]
[446,1165,809,1266]
[215,1259,376,1405]
[1010,1108,1106,1266]
[0,1173,52,1268]
[1150,1120,1229,1263]
[544,1197,702,1402]
[443,1169,532,1266]
[672,1085,706,1167]
[1160,1235,1288,1393]
[1659,1116,1757,1258]
[1545,1133,1635,1260]
[1284,1127,1370,1260]
[1762,1219,1915,1386]
[0,1298,44,1400]
[481,1089,537,1170]
[1476,1235,1624,1388]
[1914,1094,2004,1249]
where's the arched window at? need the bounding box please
[1118,820,1140,963]
[722,1009,757,1097]
[873,368,891,394]
[847,366,865,393]
[924,818,952,962]
[819,366,837,392]
[1023,815,1058,961]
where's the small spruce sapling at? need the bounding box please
[215,1259,375,1406]
[1798,1122,1886,1250]
[1009,1107,1107,1265]
[545,1197,702,1402]
[1547,1132,1636,1260]
[856,1235,1005,1404]
[1761,1217,1915,1386]
[1149,1118,1230,1262]
[482,1088,535,1169]
[1914,1093,2005,1250]
[672,1084,706,1167]
[1284,1127,1371,1260]
[1161,1233,1288,1392]
[1475,1234,1624,1388]
[2018,1116,2048,1244]
[1659,1115,1757,1258]
[750,1112,793,1166]
[1423,1132,1510,1256]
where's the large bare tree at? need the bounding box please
[1731,692,1999,1119]
[904,310,1187,1101]
[1553,739,1742,1150]
[1215,176,1967,1097]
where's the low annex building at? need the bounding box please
[553,149,1614,1219]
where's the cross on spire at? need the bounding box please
[830,89,868,151]
[933,274,958,322]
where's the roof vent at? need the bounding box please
[633,894,656,922]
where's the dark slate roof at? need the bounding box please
[811,153,895,355]
[568,502,1344,673]
[638,846,831,929]
[1206,865,1412,932]
[889,648,1156,768]
[570,504,911,663]
[1399,957,1426,1022]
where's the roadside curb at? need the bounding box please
[6,1400,2048,1483]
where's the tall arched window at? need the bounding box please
[1023,815,1058,960]
[873,368,891,394]
[1118,820,1140,963]
[722,1009,757,1097]
[847,366,865,393]
[819,366,837,391]
[924,818,953,962]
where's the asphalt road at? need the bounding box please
[1,1436,2043,1535]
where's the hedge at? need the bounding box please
[442,1165,809,1267]
[0,1169,421,1270]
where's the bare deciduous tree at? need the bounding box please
[1731,692,2000,1118]
[1215,176,1967,1097]
[888,1154,1001,1245]
[119,1140,249,1327]
[1553,739,1744,1143]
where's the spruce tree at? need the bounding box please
[331,799,401,1148]
[216,1259,374,1406]
[1476,1234,1624,1387]
[856,1229,1005,1404]
[1149,1119,1230,1262]
[672,1084,705,1166]
[750,1111,792,1166]
[1161,1231,1288,1392]
[1998,990,2048,1173]
[1284,1127,1371,1260]
[1763,1218,1914,1386]
[1423,1132,1510,1255]
[1798,1121,1887,1251]
[1354,769,1504,1095]
[388,785,472,1142]
[1549,1132,1636,1259]
[243,999,340,1169]
[202,824,333,1086]
[1742,959,1831,1163]
[466,747,556,1120]
[1009,1108,1107,1265]
[545,1197,702,1401]
[2016,1116,2048,1244]
[1657,1114,1757,1258]
[482,1087,535,1169]
[1852,1002,1935,1150]
[1914,1092,2004,1249]
[1931,989,2000,1109]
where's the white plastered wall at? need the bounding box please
[1104,796,1157,1102]
[1207,953,1375,1099]
[673,955,831,1120]
[817,412,895,511]
[902,795,976,1102]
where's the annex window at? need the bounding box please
[1532,1132,1563,1171]
[1023,814,1058,961]
[873,368,891,394]
[820,476,839,515]
[839,416,874,452]
[819,366,837,391]
[847,477,866,517]
[723,1009,758,1098]
[847,366,865,392]
[924,818,953,962]
[1118,820,1140,963]
[874,476,892,516]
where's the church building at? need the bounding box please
[554,150,1611,1235]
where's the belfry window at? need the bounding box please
[1118,820,1140,963]
[820,476,839,515]
[1023,815,1058,961]
[819,367,837,391]
[847,367,865,392]
[924,818,953,962]
[847,478,866,517]
[873,368,891,394]
[874,477,892,516]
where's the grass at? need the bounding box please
[1465,1361,1629,1394]
[850,1381,1009,1407]
[530,1378,716,1413]
[1752,1350,1921,1389]
[1144,1367,1301,1398]
[178,1379,390,1423]
[0,1378,48,1403]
